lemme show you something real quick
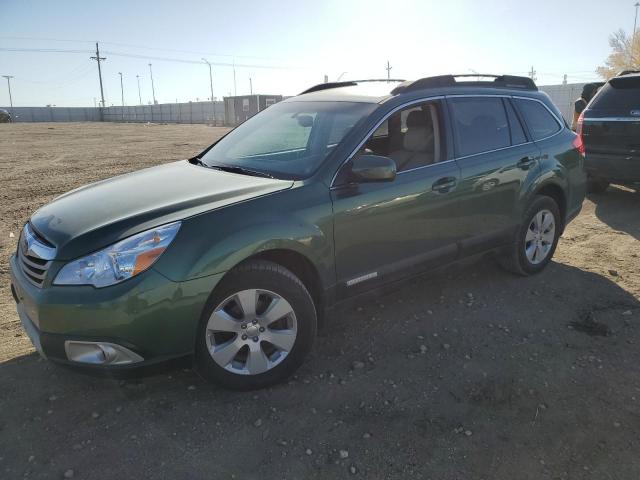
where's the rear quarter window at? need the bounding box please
[514,99,561,141]
[590,76,640,113]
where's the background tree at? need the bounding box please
[596,29,640,79]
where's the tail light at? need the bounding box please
[573,112,585,157]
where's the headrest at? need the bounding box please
[406,110,428,128]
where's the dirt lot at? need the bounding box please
[0,122,639,479]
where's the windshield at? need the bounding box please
[199,101,376,179]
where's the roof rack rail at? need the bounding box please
[617,70,640,76]
[299,78,406,95]
[391,74,537,94]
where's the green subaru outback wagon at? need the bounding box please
[10,75,586,389]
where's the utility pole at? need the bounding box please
[136,75,142,105]
[90,42,106,108]
[148,63,157,104]
[528,66,537,82]
[233,58,237,96]
[118,72,124,107]
[2,75,14,117]
[249,77,253,95]
[386,60,392,82]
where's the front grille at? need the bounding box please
[18,224,56,288]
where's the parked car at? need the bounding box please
[0,108,11,123]
[10,74,586,389]
[578,71,640,193]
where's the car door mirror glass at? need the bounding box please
[349,154,397,183]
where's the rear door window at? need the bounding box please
[448,97,510,157]
[514,99,561,141]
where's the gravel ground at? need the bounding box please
[0,123,639,479]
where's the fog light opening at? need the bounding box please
[64,341,144,365]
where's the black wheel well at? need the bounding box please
[241,249,324,318]
[535,184,567,228]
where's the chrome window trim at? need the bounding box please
[582,116,640,122]
[329,93,567,189]
[454,141,535,162]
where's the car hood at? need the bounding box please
[30,160,293,260]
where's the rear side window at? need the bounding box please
[514,99,561,141]
[449,97,510,157]
[590,76,640,112]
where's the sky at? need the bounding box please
[0,0,637,107]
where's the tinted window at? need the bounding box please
[590,76,640,112]
[201,101,376,180]
[504,99,527,144]
[449,97,510,156]
[514,99,561,141]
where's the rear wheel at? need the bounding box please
[498,195,561,276]
[195,260,317,390]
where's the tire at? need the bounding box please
[194,260,317,390]
[587,178,610,194]
[497,195,561,276]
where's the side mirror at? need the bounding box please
[349,154,397,183]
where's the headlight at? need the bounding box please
[54,222,181,288]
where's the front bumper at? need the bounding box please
[10,254,223,370]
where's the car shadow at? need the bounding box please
[1,259,639,479]
[590,184,640,241]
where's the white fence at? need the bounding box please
[102,101,225,124]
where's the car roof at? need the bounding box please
[287,74,541,104]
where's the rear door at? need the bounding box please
[582,75,640,181]
[448,95,541,255]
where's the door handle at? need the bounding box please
[517,156,537,170]
[432,177,457,193]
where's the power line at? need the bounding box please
[0,35,281,61]
[0,47,300,70]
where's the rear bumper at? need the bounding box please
[10,254,223,371]
[585,152,640,183]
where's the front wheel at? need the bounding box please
[497,195,561,276]
[195,260,317,390]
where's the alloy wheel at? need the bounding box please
[524,209,555,264]
[205,289,298,375]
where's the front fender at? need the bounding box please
[152,183,335,288]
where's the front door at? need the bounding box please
[331,99,462,298]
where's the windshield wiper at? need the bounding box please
[190,156,207,167]
[190,157,275,179]
[208,164,275,179]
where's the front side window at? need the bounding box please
[514,99,561,141]
[449,97,511,157]
[357,100,443,172]
[200,101,376,180]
